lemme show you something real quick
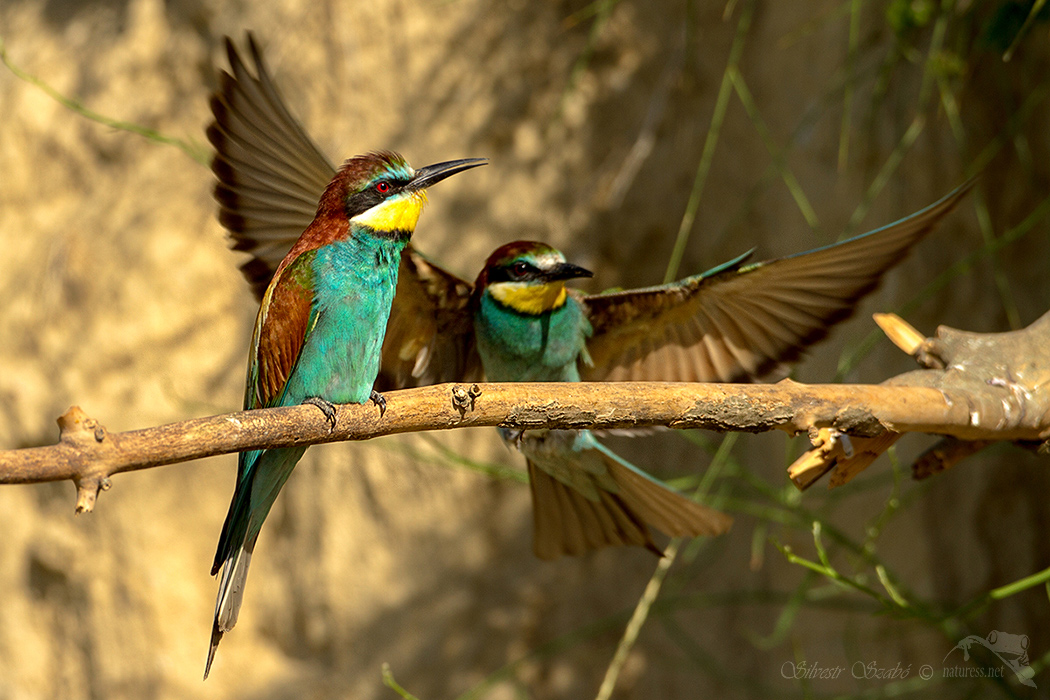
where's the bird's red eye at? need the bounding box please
[511,262,529,278]
[375,181,391,194]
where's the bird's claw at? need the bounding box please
[497,427,526,450]
[451,383,481,417]
[451,385,470,416]
[303,397,337,432]
[370,390,387,418]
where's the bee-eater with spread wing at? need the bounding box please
[203,140,483,675]
[454,207,981,556]
[468,241,732,557]
[208,35,972,561]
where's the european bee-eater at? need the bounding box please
[452,201,978,555]
[204,145,484,677]
[208,35,973,559]
[471,241,733,556]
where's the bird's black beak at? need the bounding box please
[544,262,593,282]
[408,158,487,190]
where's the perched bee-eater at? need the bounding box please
[203,144,483,676]
[208,35,973,560]
[470,241,733,556]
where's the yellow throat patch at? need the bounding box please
[351,190,428,234]
[489,281,568,315]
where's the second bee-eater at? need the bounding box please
[208,34,973,561]
[472,242,732,557]
[204,150,485,678]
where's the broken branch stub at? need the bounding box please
[788,311,1050,491]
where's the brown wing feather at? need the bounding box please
[376,250,482,389]
[247,252,315,409]
[527,452,732,559]
[582,179,974,383]
[604,458,732,537]
[527,460,656,559]
[209,34,337,300]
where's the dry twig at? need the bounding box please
[788,311,1050,489]
[0,307,1047,513]
[2,311,1047,511]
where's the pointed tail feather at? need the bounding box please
[204,535,257,679]
[211,484,250,576]
[205,446,305,678]
[205,622,223,681]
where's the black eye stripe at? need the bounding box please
[490,261,543,283]
[344,178,413,218]
[376,177,410,193]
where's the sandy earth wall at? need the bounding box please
[1,1,1048,698]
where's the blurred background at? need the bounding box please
[2,0,1049,698]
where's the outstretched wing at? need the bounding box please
[209,33,337,299]
[211,35,480,387]
[581,179,975,383]
[377,250,483,389]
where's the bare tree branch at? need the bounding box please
[3,311,1048,512]
[788,311,1050,489]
